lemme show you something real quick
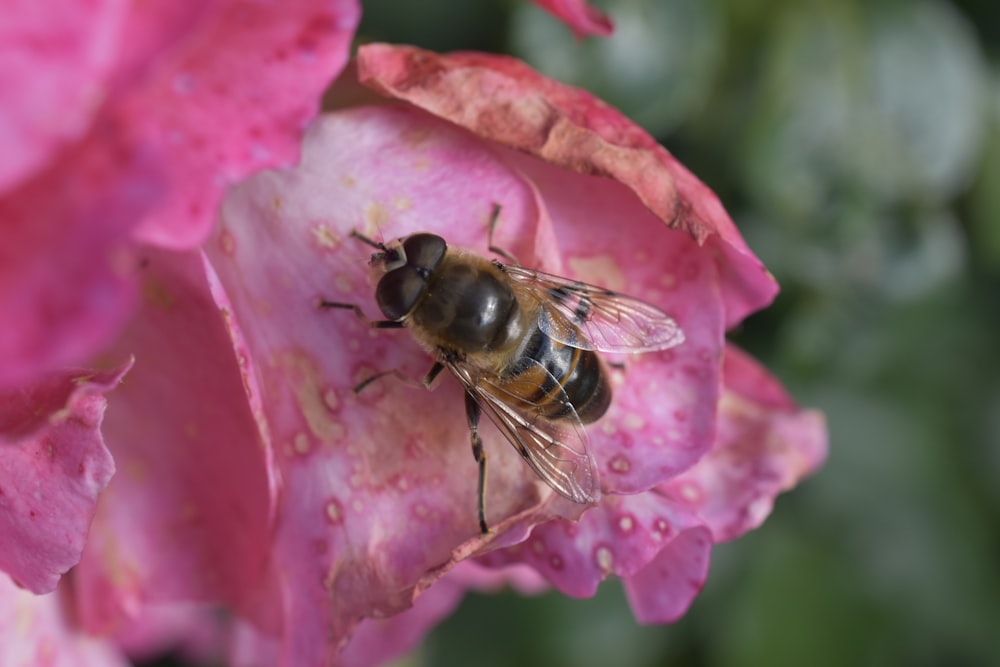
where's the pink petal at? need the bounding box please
[73,249,275,634]
[357,43,778,327]
[663,346,828,541]
[121,0,361,248]
[0,576,129,667]
[339,571,468,667]
[0,0,122,190]
[0,138,151,390]
[0,364,126,594]
[529,0,614,38]
[480,491,705,599]
[1,0,359,389]
[114,602,226,665]
[621,525,713,624]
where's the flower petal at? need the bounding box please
[0,365,126,594]
[529,0,614,38]
[621,524,713,624]
[339,571,467,667]
[121,0,361,248]
[0,0,360,388]
[0,576,129,667]
[0,138,151,390]
[73,249,275,634]
[0,0,122,190]
[663,346,828,541]
[480,491,706,600]
[357,43,778,326]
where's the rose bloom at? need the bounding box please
[0,3,825,666]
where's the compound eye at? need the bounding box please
[402,234,446,273]
[375,266,425,320]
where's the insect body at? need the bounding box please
[324,214,684,534]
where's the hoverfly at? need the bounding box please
[323,206,684,534]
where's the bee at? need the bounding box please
[323,206,684,534]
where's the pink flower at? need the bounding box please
[529,0,614,37]
[0,8,825,664]
[195,43,825,663]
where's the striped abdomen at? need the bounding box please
[500,317,611,424]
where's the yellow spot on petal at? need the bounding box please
[568,255,625,292]
[142,277,176,309]
[402,128,431,147]
[680,483,701,502]
[294,432,311,455]
[393,196,412,211]
[322,389,339,411]
[623,413,646,431]
[595,546,614,574]
[124,459,149,482]
[313,224,337,249]
[364,202,390,233]
[334,275,352,293]
[14,599,34,637]
[218,228,236,256]
[340,175,356,188]
[278,350,347,445]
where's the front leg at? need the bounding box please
[318,299,405,329]
[465,390,490,535]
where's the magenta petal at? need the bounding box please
[622,525,713,624]
[0,365,126,594]
[482,491,705,599]
[0,0,122,190]
[1,0,360,389]
[529,0,614,38]
[73,249,274,634]
[122,0,361,248]
[357,43,778,327]
[0,576,129,667]
[114,602,227,665]
[339,572,467,667]
[0,138,150,389]
[664,346,828,541]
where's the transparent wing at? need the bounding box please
[446,358,600,505]
[501,264,685,353]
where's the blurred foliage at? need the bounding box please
[161,0,1000,665]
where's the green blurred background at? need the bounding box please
[355,1,1000,666]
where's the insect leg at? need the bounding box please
[348,229,387,251]
[465,390,490,535]
[318,299,404,329]
[486,203,520,266]
[422,361,445,388]
[349,369,420,394]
